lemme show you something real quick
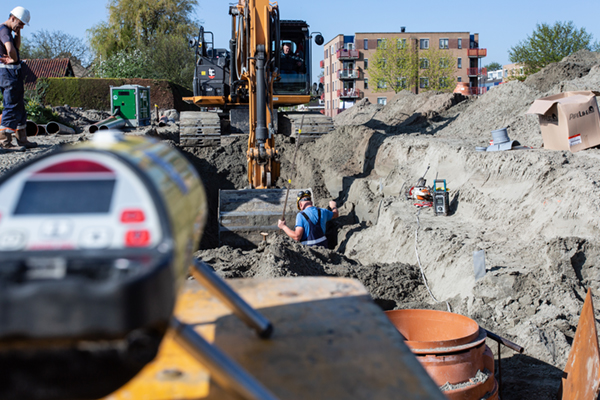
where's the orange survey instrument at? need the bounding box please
[559,288,600,400]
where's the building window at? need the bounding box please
[325,49,328,59]
[327,83,329,93]
[458,38,462,49]
[439,39,448,49]
[397,77,407,89]
[397,38,406,49]
[364,38,368,50]
[364,78,369,90]
[364,58,368,69]
[326,66,328,75]
[419,38,429,49]
[377,97,387,105]
[439,77,450,88]
[439,58,449,68]
[420,58,429,69]
[457,76,462,82]
[377,38,383,48]
[377,80,387,89]
[457,57,462,68]
[419,77,429,88]
[327,100,329,110]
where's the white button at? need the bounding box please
[0,231,26,250]
[41,220,72,238]
[79,228,112,249]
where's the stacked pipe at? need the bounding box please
[386,309,500,400]
[25,120,76,136]
[88,115,126,133]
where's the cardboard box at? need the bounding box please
[526,91,600,152]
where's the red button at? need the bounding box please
[121,209,145,223]
[125,230,150,247]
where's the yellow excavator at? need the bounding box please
[182,0,333,248]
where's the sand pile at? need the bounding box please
[191,50,600,399]
[2,50,600,399]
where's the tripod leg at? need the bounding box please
[171,317,279,400]
[192,258,273,338]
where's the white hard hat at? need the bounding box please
[10,6,30,26]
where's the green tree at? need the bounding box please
[485,61,502,71]
[369,38,417,93]
[369,38,456,94]
[509,21,596,74]
[419,47,457,92]
[21,30,90,66]
[88,0,199,88]
[94,48,153,79]
[88,0,199,59]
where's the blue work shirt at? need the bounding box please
[295,206,334,243]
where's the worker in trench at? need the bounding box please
[277,191,338,247]
[0,6,37,151]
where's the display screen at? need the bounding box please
[14,180,116,215]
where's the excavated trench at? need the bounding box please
[178,51,600,399]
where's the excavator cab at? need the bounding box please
[274,21,312,96]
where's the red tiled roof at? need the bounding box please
[22,58,74,90]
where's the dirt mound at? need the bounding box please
[3,50,600,399]
[524,49,600,93]
[334,91,468,134]
[197,234,429,309]
[52,106,111,133]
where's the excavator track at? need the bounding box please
[279,112,334,142]
[179,111,222,147]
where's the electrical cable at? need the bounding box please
[414,208,451,312]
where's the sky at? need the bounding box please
[13,0,600,77]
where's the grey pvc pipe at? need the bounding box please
[98,118,126,131]
[26,120,38,136]
[46,121,76,135]
[89,116,119,134]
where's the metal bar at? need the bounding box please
[484,329,524,353]
[171,317,280,400]
[191,258,273,338]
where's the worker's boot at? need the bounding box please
[0,127,25,152]
[15,128,38,149]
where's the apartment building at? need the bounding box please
[321,30,486,117]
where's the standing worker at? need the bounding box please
[277,191,338,247]
[0,6,37,151]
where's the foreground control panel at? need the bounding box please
[0,133,207,400]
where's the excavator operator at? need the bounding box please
[277,191,338,247]
[280,42,304,74]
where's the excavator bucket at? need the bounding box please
[559,288,600,399]
[218,188,312,248]
[279,112,334,142]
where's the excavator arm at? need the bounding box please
[233,0,280,189]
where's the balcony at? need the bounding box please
[320,93,324,100]
[336,49,360,60]
[337,88,361,99]
[468,86,487,95]
[468,48,487,58]
[319,76,324,83]
[467,67,487,77]
[320,60,324,68]
[338,69,360,80]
